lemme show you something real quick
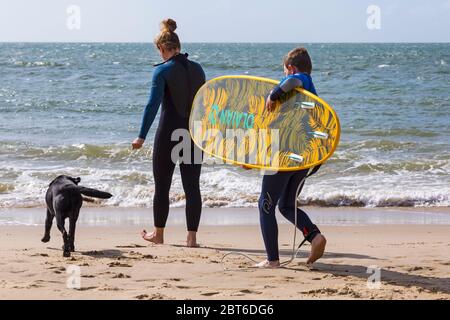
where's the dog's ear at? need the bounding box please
[74,177,81,184]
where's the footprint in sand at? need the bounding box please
[108,262,132,268]
[31,253,49,257]
[123,252,157,260]
[128,251,141,256]
[160,282,172,289]
[9,270,27,274]
[135,293,167,300]
[240,289,262,295]
[35,280,61,285]
[406,266,435,272]
[301,288,338,295]
[112,273,131,279]
[75,286,98,291]
[201,292,220,296]
[230,289,262,296]
[180,259,194,264]
[337,286,362,298]
[229,292,245,297]
[407,266,424,271]
[51,267,66,274]
[98,286,122,291]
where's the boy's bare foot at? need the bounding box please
[306,234,326,265]
[254,259,280,269]
[140,229,164,244]
[187,231,198,247]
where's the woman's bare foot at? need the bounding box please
[254,259,280,269]
[140,228,164,244]
[186,231,198,247]
[306,234,326,265]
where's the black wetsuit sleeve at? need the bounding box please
[269,76,303,101]
[138,67,165,140]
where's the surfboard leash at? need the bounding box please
[220,175,309,271]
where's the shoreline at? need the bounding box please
[1,206,450,227]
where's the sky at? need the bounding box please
[0,0,449,42]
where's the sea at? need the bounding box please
[0,43,449,208]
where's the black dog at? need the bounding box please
[41,175,112,257]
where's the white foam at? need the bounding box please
[0,160,449,208]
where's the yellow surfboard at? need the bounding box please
[189,75,340,171]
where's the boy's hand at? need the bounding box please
[241,165,252,170]
[132,137,145,150]
[266,96,276,112]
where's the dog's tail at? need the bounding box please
[77,187,113,199]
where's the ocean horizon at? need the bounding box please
[1,41,449,44]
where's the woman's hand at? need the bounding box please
[266,96,276,112]
[132,137,145,150]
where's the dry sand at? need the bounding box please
[0,208,449,300]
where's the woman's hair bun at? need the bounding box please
[160,19,177,33]
[155,18,180,50]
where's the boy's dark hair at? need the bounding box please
[283,47,312,74]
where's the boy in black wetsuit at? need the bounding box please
[255,48,327,268]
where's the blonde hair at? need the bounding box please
[154,18,181,51]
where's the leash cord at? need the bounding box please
[221,176,308,271]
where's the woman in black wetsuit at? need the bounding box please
[132,19,205,247]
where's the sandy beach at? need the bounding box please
[0,207,449,300]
